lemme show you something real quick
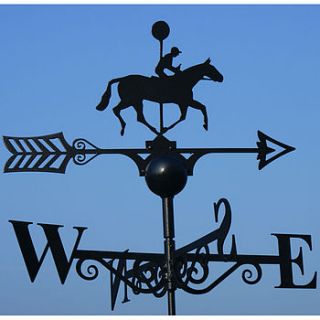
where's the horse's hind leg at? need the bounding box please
[190,100,208,131]
[113,101,130,136]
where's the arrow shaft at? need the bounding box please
[74,147,259,156]
[74,148,150,155]
[177,147,258,154]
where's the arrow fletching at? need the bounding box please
[3,132,72,173]
[257,131,295,170]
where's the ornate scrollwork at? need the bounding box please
[131,259,166,298]
[63,197,277,310]
[76,258,102,281]
[73,138,99,151]
[241,263,262,285]
[174,257,264,295]
[72,138,100,166]
[174,245,210,289]
[75,256,167,299]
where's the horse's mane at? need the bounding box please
[181,61,206,75]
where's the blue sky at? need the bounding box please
[0,4,320,315]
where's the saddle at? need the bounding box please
[150,75,178,81]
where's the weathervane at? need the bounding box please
[4,21,316,315]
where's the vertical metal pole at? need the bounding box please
[162,196,176,315]
[159,40,164,133]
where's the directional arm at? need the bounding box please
[3,131,295,174]
[70,197,300,309]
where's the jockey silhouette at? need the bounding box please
[155,46,182,78]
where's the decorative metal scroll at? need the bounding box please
[3,131,295,175]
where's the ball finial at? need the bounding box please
[145,155,188,198]
[152,21,170,41]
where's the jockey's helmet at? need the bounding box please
[171,47,182,56]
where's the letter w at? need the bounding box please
[9,220,87,284]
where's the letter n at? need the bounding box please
[9,220,87,284]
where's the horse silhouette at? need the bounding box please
[96,58,223,135]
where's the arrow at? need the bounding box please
[3,131,295,174]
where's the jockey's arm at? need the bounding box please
[167,64,181,73]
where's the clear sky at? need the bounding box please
[0,4,320,315]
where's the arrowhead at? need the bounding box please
[257,131,295,170]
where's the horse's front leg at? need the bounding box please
[163,104,188,133]
[135,102,159,135]
[189,100,208,131]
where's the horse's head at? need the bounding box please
[202,58,224,82]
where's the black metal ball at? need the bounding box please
[152,21,170,41]
[145,155,188,198]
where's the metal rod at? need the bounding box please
[177,147,258,154]
[74,250,282,266]
[162,196,176,315]
[75,249,163,261]
[74,147,259,156]
[159,40,164,133]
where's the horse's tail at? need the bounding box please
[96,77,122,111]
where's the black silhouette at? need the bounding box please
[96,58,223,136]
[155,46,182,78]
